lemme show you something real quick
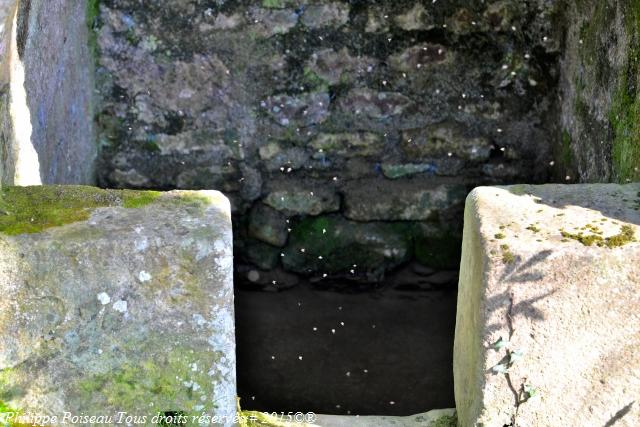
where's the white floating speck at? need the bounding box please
[97,292,111,305]
[138,271,152,282]
[113,300,128,313]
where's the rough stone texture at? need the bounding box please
[18,0,96,184]
[0,186,236,425]
[0,0,96,186]
[0,0,19,187]
[454,184,640,427]
[560,1,640,183]
[343,178,467,221]
[240,409,457,426]
[282,214,413,278]
[95,0,564,278]
[313,409,456,427]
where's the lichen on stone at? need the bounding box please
[560,224,636,248]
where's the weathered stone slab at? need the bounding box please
[313,409,456,427]
[0,186,236,426]
[454,184,640,427]
[343,178,467,221]
[239,409,456,427]
[282,214,411,277]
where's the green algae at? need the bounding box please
[560,224,636,248]
[0,186,162,235]
[414,231,462,270]
[87,0,101,59]
[432,414,458,427]
[75,341,217,425]
[526,225,541,233]
[262,0,286,9]
[500,244,515,264]
[607,1,640,182]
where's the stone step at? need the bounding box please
[241,409,457,427]
[0,186,237,426]
[313,409,456,427]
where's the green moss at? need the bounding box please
[609,1,640,182]
[0,186,162,235]
[262,0,286,9]
[86,0,101,59]
[494,233,506,239]
[432,414,458,427]
[76,350,215,424]
[302,67,329,91]
[414,232,462,270]
[500,245,515,264]
[560,224,636,248]
[122,190,162,208]
[284,216,413,274]
[526,225,541,233]
[561,130,573,168]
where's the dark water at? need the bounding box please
[234,272,457,416]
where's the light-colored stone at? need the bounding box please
[264,180,340,216]
[338,89,414,119]
[301,3,350,29]
[454,184,640,427]
[394,4,434,31]
[0,186,237,426]
[250,7,299,37]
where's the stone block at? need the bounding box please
[401,123,491,162]
[343,178,468,221]
[248,203,289,247]
[338,89,415,119]
[282,214,411,277]
[310,132,384,158]
[263,179,340,216]
[389,43,451,72]
[0,186,236,426]
[454,184,640,426]
[301,3,350,29]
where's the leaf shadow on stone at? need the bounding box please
[484,289,556,338]
[483,250,557,337]
[603,401,635,427]
[499,250,552,284]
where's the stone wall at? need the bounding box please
[0,0,20,186]
[96,0,564,279]
[560,0,640,183]
[0,0,96,187]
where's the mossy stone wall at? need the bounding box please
[94,0,564,280]
[560,0,640,183]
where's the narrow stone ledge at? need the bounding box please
[454,184,640,426]
[0,186,236,425]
